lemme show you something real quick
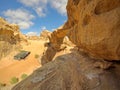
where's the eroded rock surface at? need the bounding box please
[12,50,120,90]
[41,0,120,63]
[40,25,69,65]
[67,0,120,60]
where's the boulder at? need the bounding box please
[12,50,120,90]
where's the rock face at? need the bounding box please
[12,50,120,90]
[40,25,70,65]
[40,0,120,62]
[40,30,51,40]
[66,0,120,60]
[0,17,27,59]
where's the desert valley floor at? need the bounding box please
[0,40,45,84]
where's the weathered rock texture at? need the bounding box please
[0,17,27,59]
[12,50,120,90]
[41,0,120,63]
[67,0,120,60]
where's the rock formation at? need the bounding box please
[67,0,120,60]
[12,0,120,90]
[0,17,27,59]
[40,30,51,41]
[40,25,70,65]
[41,0,120,63]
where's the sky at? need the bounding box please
[0,0,68,36]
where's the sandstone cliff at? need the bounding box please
[41,0,120,63]
[0,17,27,59]
[40,25,70,65]
[67,0,120,60]
[12,0,120,90]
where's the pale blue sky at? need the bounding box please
[0,0,67,36]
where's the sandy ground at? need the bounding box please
[0,40,46,84]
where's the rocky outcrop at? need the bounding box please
[40,30,51,41]
[12,49,120,90]
[40,25,70,65]
[0,17,27,59]
[41,0,120,63]
[12,0,120,90]
[66,0,120,60]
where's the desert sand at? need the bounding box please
[0,40,46,84]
